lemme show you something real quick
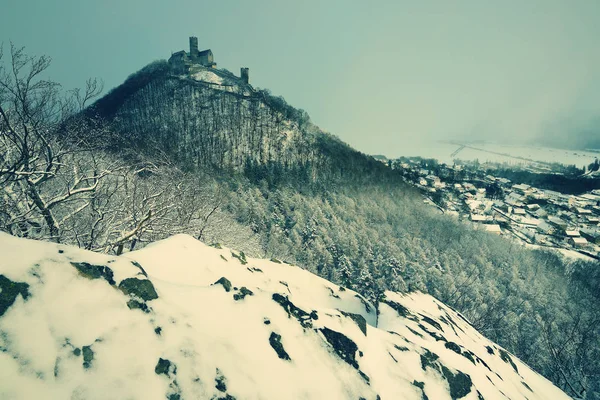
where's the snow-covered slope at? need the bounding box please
[0,233,570,400]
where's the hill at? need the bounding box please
[86,61,397,188]
[0,233,570,400]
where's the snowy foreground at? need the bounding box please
[0,233,570,400]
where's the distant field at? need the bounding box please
[393,140,599,168]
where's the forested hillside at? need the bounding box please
[1,49,599,398]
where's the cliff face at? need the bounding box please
[89,62,396,185]
[0,233,571,400]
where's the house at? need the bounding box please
[485,224,502,234]
[512,183,531,194]
[581,228,600,244]
[575,207,592,215]
[513,208,526,216]
[527,204,540,211]
[565,230,580,237]
[537,221,554,234]
[533,208,548,218]
[571,237,589,248]
[548,216,567,230]
[470,214,488,222]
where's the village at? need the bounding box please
[392,157,600,261]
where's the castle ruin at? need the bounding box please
[168,37,216,73]
[169,37,250,84]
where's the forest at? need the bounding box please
[1,47,599,399]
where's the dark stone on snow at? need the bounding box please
[381,299,411,318]
[272,293,312,328]
[498,349,519,373]
[340,311,367,336]
[486,346,495,355]
[119,278,159,301]
[407,327,424,338]
[477,390,485,400]
[338,286,346,291]
[475,355,492,371]
[263,318,271,325]
[155,327,162,336]
[73,348,81,357]
[82,345,94,369]
[269,332,291,361]
[167,394,180,400]
[358,369,370,384]
[270,258,281,264]
[462,350,476,365]
[0,275,30,317]
[58,249,64,254]
[130,260,148,277]
[445,341,462,354]
[247,267,263,273]
[522,381,533,392]
[420,315,444,332]
[213,277,232,292]
[233,287,253,301]
[420,349,440,372]
[155,358,176,377]
[230,251,247,265]
[354,294,372,312]
[310,310,319,320]
[71,262,115,285]
[394,344,409,352]
[215,368,227,392]
[319,327,359,369]
[412,380,425,389]
[441,365,472,400]
[127,299,151,313]
[412,380,429,400]
[418,324,446,342]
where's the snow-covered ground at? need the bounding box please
[394,140,598,168]
[0,233,570,399]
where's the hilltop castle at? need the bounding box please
[169,37,249,84]
[169,37,216,72]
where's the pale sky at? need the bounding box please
[2,0,599,155]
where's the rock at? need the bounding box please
[269,332,291,361]
[231,251,247,265]
[319,327,359,369]
[441,365,472,400]
[499,348,519,373]
[420,349,440,372]
[233,287,253,301]
[82,345,94,369]
[127,299,151,313]
[213,277,232,292]
[340,311,367,336]
[130,260,148,277]
[421,315,444,332]
[445,341,462,354]
[70,262,115,285]
[118,278,158,301]
[155,358,176,377]
[0,275,30,317]
[215,368,227,392]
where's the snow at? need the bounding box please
[393,139,599,168]
[0,233,571,399]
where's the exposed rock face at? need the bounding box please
[0,233,571,400]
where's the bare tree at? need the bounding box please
[0,44,106,242]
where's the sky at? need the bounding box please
[1,0,600,156]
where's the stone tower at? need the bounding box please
[240,67,249,84]
[189,37,198,59]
